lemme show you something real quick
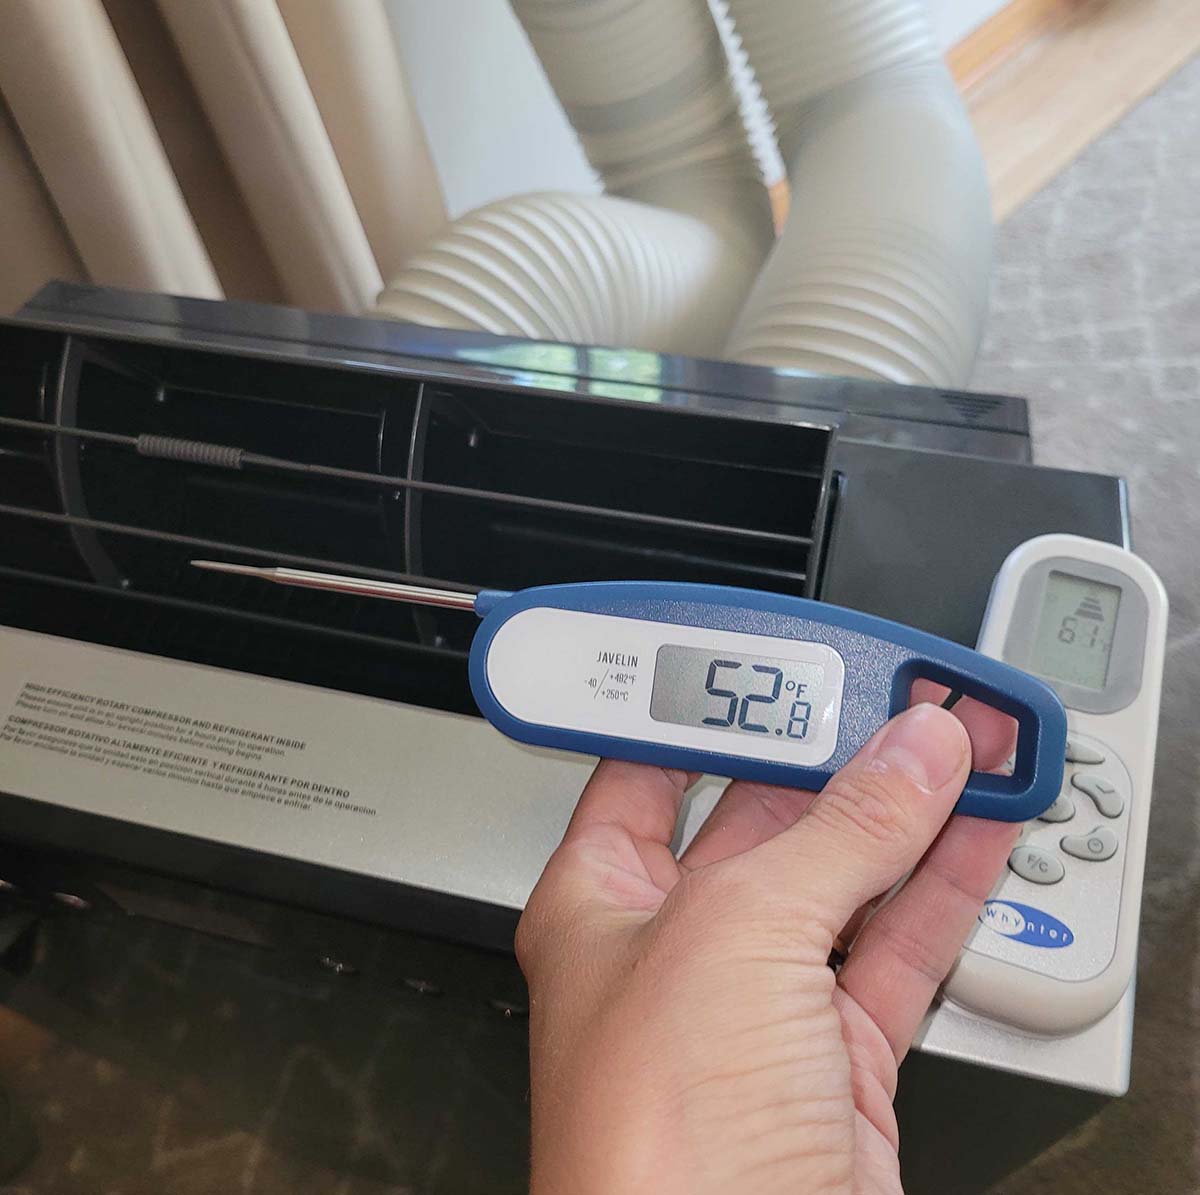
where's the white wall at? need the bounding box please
[927,0,1008,49]
[384,0,598,219]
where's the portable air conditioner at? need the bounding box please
[0,284,1130,1191]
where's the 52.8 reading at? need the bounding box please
[702,660,811,739]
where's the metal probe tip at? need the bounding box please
[191,559,274,579]
[189,560,479,611]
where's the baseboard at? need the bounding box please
[948,0,1083,92]
[769,0,1198,230]
[967,0,1200,219]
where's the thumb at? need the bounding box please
[750,703,972,946]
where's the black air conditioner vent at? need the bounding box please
[0,328,835,714]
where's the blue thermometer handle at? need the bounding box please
[467,582,1067,822]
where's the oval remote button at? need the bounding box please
[1008,845,1065,885]
[1065,738,1105,765]
[1071,773,1125,818]
[1038,794,1075,823]
[1062,827,1119,862]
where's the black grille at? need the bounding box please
[0,327,835,715]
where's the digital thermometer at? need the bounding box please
[943,535,1168,1033]
[193,563,1067,822]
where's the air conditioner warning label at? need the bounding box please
[0,681,377,818]
[0,624,601,901]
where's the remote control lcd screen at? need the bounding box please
[1032,571,1121,689]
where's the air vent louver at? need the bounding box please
[0,328,834,715]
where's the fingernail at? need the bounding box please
[875,704,968,792]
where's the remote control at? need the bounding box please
[942,535,1167,1034]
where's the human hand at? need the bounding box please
[516,695,1018,1194]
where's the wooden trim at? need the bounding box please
[947,0,1083,92]
[768,0,1198,230]
[968,0,1200,219]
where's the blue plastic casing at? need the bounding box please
[468,582,1067,822]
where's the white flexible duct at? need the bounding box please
[377,0,773,355]
[380,0,990,382]
[721,0,992,386]
[376,190,762,357]
[509,0,768,222]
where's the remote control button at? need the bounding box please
[1065,739,1105,765]
[1061,827,1119,862]
[1008,845,1065,885]
[1038,794,1075,823]
[1071,774,1125,818]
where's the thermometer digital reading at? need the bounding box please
[194,563,1067,822]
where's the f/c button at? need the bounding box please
[1008,845,1065,885]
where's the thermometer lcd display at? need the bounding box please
[650,644,827,741]
[1031,571,1121,690]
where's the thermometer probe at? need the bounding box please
[192,562,1067,821]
